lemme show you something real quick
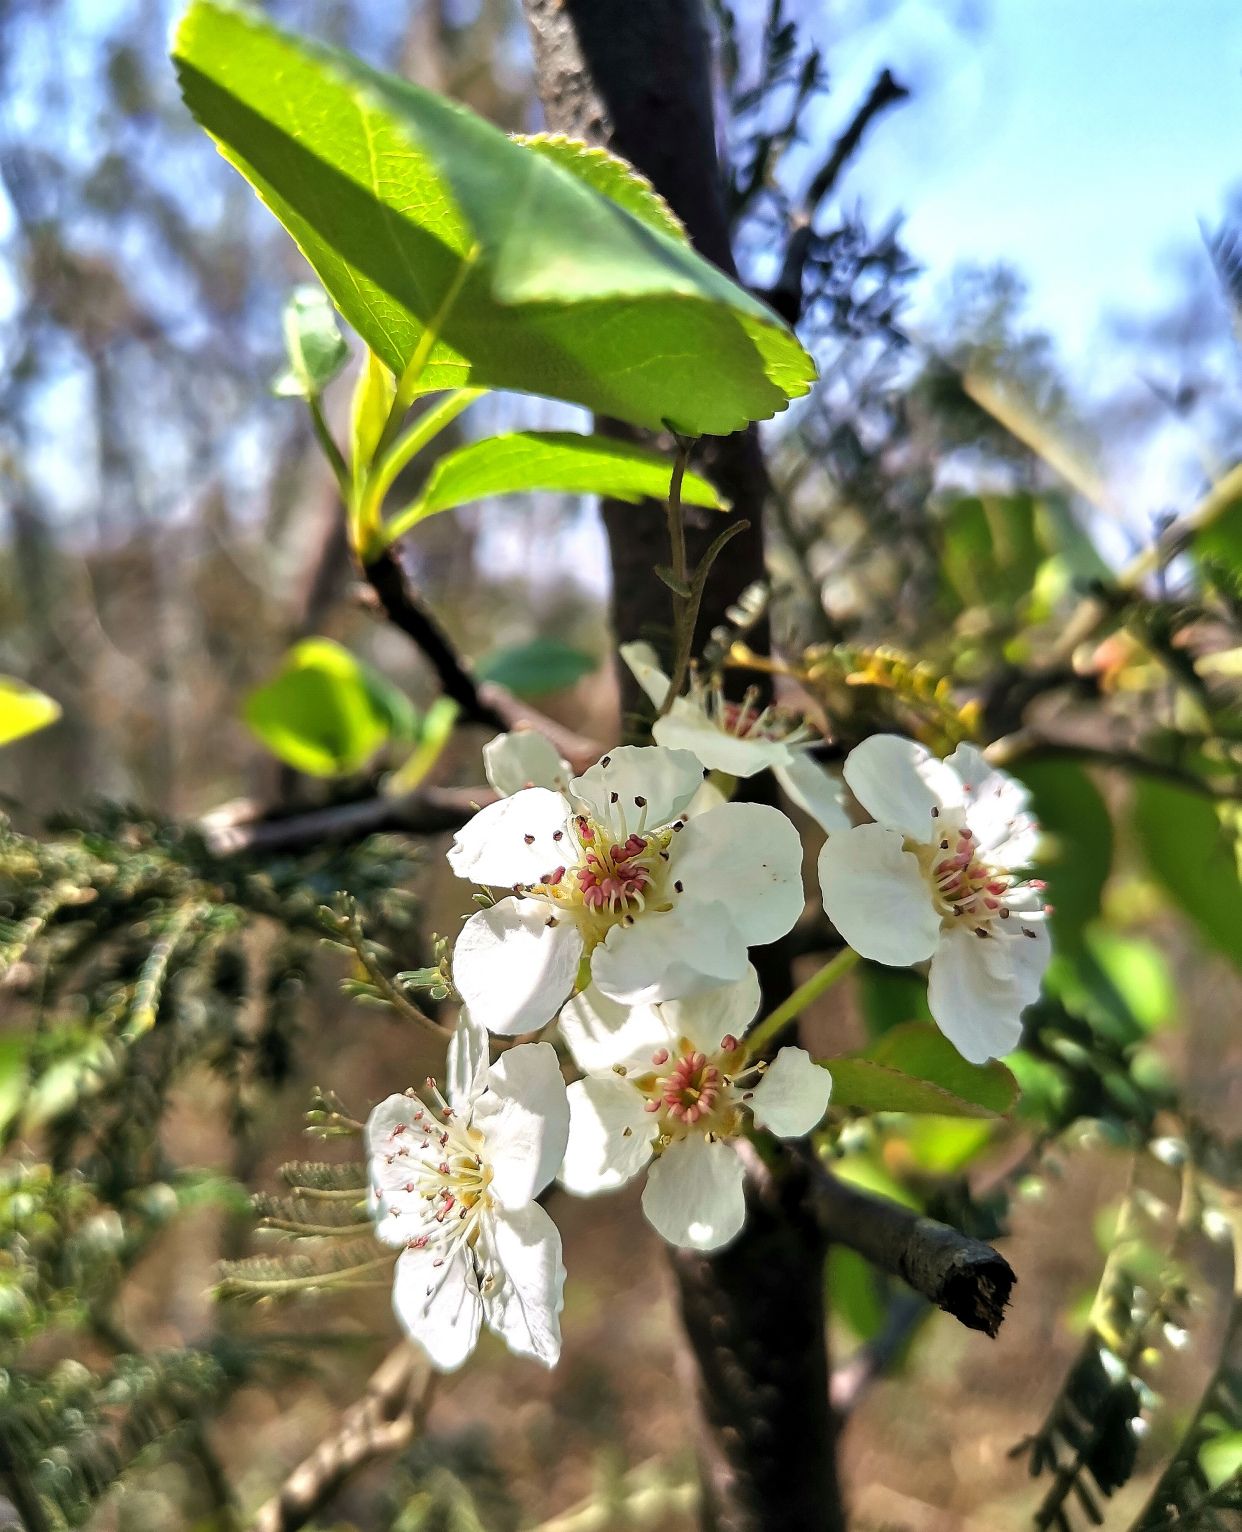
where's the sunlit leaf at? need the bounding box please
[513,133,689,244]
[1199,1430,1242,1491]
[0,676,61,748]
[384,430,727,542]
[476,638,596,699]
[244,638,418,777]
[173,1,814,436]
[350,348,396,472]
[826,1247,889,1342]
[272,284,348,398]
[1133,778,1242,969]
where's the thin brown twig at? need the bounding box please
[249,1344,435,1532]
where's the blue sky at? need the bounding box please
[803,0,1242,390]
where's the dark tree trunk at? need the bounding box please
[521,5,845,1527]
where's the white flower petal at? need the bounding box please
[843,734,964,841]
[653,702,790,777]
[472,1042,569,1207]
[946,744,1037,858]
[447,788,570,887]
[482,1202,565,1367]
[453,900,583,1037]
[483,731,570,797]
[446,1010,489,1112]
[618,640,671,710]
[927,922,1050,1063]
[590,896,748,1006]
[748,1047,832,1138]
[570,745,702,829]
[817,822,941,966]
[774,754,852,834]
[641,1135,746,1251]
[559,1074,657,1194]
[670,801,805,946]
[658,965,762,1054]
[558,985,670,1074]
[392,1241,482,1372]
[365,1093,420,1160]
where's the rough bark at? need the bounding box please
[521,4,844,1527]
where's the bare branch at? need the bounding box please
[362,548,506,730]
[765,68,910,323]
[249,1344,435,1532]
[811,1159,1015,1337]
[200,784,487,856]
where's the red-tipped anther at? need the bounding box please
[720,1034,740,1053]
[651,1048,670,1066]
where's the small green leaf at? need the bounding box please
[0,1036,30,1137]
[868,1023,1020,1115]
[475,638,596,699]
[1199,1430,1242,1490]
[384,430,727,543]
[826,1058,1001,1118]
[1133,778,1242,969]
[350,348,396,472]
[173,1,814,435]
[244,638,418,777]
[0,677,60,747]
[512,133,689,244]
[272,285,348,398]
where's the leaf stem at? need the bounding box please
[657,435,696,717]
[369,389,485,546]
[308,395,350,498]
[745,947,859,1058]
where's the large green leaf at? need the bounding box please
[386,430,727,541]
[512,134,689,244]
[1133,778,1242,969]
[173,2,814,436]
[244,638,418,777]
[0,677,61,748]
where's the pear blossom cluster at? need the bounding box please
[364,690,1052,1374]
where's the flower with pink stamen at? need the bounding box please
[557,966,832,1251]
[447,744,806,1038]
[817,735,1051,1063]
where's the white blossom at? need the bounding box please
[448,745,806,1035]
[482,730,571,797]
[366,1020,569,1371]
[619,641,849,834]
[557,966,832,1251]
[817,734,1051,1063]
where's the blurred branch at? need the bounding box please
[764,68,909,323]
[249,1343,435,1532]
[810,1159,1015,1336]
[988,733,1242,801]
[200,784,487,855]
